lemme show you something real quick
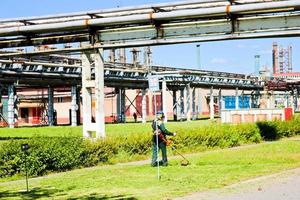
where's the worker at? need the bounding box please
[151,112,176,167]
[133,112,137,123]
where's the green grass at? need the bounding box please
[1,139,300,200]
[0,120,213,138]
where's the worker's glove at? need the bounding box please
[173,132,177,136]
[154,130,160,136]
[166,140,172,146]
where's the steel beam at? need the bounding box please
[142,89,147,123]
[210,86,214,120]
[180,89,185,121]
[162,79,168,122]
[186,84,191,121]
[48,87,54,126]
[71,85,79,126]
[7,84,17,128]
[192,87,196,120]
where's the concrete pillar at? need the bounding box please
[198,88,202,117]
[173,90,178,121]
[82,49,105,138]
[82,52,93,137]
[210,87,214,120]
[162,79,168,122]
[48,87,54,126]
[218,88,222,116]
[235,87,239,110]
[186,84,191,121]
[142,89,147,123]
[7,84,17,128]
[117,89,126,123]
[71,85,79,126]
[192,88,196,120]
[180,89,185,121]
[94,48,105,138]
[121,89,126,122]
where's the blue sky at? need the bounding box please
[1,0,300,74]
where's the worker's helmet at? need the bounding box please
[156,111,165,120]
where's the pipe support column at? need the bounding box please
[48,87,54,126]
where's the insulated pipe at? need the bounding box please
[0,0,228,24]
[0,1,299,37]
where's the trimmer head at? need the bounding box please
[180,159,190,166]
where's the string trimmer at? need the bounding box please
[159,134,190,166]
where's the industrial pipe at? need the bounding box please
[0,0,298,37]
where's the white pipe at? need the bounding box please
[0,1,298,37]
[0,0,227,23]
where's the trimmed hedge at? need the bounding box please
[0,117,299,178]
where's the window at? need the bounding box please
[57,97,63,103]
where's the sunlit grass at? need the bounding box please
[1,140,300,200]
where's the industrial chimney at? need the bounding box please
[272,42,278,75]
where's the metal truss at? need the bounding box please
[0,59,261,89]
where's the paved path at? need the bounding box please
[175,168,300,200]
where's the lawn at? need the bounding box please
[1,139,300,200]
[0,120,213,138]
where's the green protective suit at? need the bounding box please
[151,120,174,167]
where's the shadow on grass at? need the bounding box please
[0,187,65,199]
[68,193,138,200]
[0,187,137,200]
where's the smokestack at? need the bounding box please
[131,48,140,68]
[255,55,260,76]
[196,44,201,69]
[272,42,278,75]
[109,49,116,63]
[288,45,293,72]
[119,48,126,64]
[144,47,152,71]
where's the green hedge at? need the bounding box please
[256,116,300,140]
[1,117,299,178]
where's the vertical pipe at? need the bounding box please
[162,79,167,123]
[7,84,15,128]
[82,51,93,138]
[95,48,105,138]
[192,87,196,120]
[71,85,78,126]
[198,88,202,118]
[142,89,147,123]
[173,90,177,121]
[121,89,126,122]
[218,88,222,116]
[210,86,214,120]
[180,89,185,121]
[186,84,191,121]
[235,88,239,110]
[48,87,54,126]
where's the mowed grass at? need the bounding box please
[1,139,300,200]
[0,120,213,138]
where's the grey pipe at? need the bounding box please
[0,0,298,37]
